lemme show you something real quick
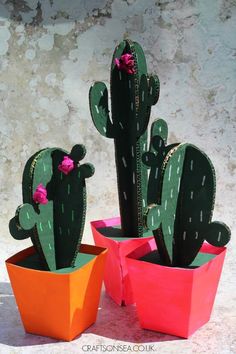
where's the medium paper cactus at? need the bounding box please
[144,122,231,266]
[89,39,160,237]
[9,145,94,270]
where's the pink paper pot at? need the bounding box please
[90,217,154,306]
[126,241,227,338]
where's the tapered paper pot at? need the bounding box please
[90,217,154,306]
[126,240,226,338]
[6,244,107,341]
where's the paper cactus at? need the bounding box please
[144,139,231,266]
[9,145,94,270]
[89,39,160,237]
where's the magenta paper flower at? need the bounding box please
[114,53,135,74]
[58,156,75,175]
[33,184,48,204]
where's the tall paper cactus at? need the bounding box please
[144,140,231,266]
[9,145,94,270]
[89,39,160,237]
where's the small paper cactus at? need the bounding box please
[89,39,160,237]
[9,145,94,270]
[144,131,231,266]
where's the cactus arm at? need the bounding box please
[204,221,231,247]
[144,204,161,230]
[79,163,95,179]
[148,75,160,106]
[9,216,31,240]
[150,119,168,145]
[89,82,114,138]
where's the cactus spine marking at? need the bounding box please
[9,145,94,270]
[89,39,160,237]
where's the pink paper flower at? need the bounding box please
[33,184,48,204]
[114,53,135,74]
[58,156,75,175]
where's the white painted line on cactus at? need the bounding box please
[183,231,186,240]
[150,86,153,95]
[200,210,203,222]
[122,157,127,168]
[119,122,124,129]
[151,215,154,226]
[170,189,173,198]
[142,91,145,102]
[158,209,160,217]
[133,172,135,184]
[49,244,52,250]
[132,146,134,157]
[143,199,145,207]
[100,90,103,96]
[159,139,162,148]
[178,154,181,163]
[59,227,62,235]
[137,122,140,131]
[72,210,74,222]
[119,71,122,80]
[168,165,172,181]
[159,126,162,132]
[189,217,192,223]
[143,143,146,150]
[131,102,134,111]
[218,231,222,242]
[48,220,52,229]
[68,184,70,195]
[178,177,181,192]
[95,105,99,114]
[123,191,127,200]
[190,191,194,199]
[177,166,180,174]
[168,226,171,235]
[155,167,159,179]
[39,222,43,232]
[43,163,46,172]
[165,200,168,210]
[68,228,70,235]
[195,231,199,239]
[103,127,107,133]
[202,175,206,186]
[128,80,131,88]
[26,212,30,219]
[190,160,194,171]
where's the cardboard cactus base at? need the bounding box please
[6,244,107,341]
[126,240,226,338]
[90,217,153,306]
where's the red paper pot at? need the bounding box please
[90,217,154,306]
[6,244,107,341]
[126,241,227,338]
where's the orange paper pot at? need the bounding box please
[126,241,226,338]
[6,244,107,341]
[91,217,154,306]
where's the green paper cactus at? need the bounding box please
[9,145,94,270]
[144,140,231,267]
[89,39,160,237]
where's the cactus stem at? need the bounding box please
[218,231,222,242]
[123,191,127,200]
[122,157,127,168]
[202,175,206,186]
[183,231,186,240]
[200,210,203,222]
